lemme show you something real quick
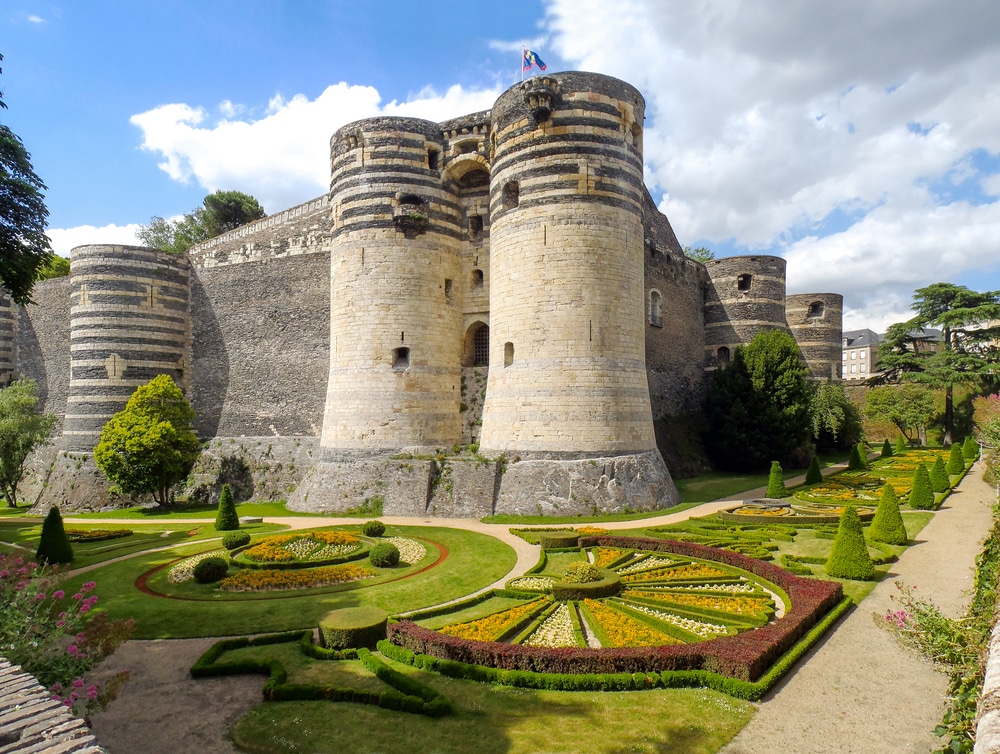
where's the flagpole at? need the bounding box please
[521,46,525,82]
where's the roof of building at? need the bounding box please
[843,328,880,348]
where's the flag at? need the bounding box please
[522,49,547,73]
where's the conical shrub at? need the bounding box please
[909,464,935,510]
[930,456,949,493]
[963,436,979,463]
[895,436,908,454]
[214,483,240,532]
[847,444,864,470]
[825,506,875,580]
[856,442,869,469]
[766,461,787,498]
[805,455,823,485]
[868,485,907,545]
[36,506,73,565]
[947,444,965,475]
[881,439,893,458]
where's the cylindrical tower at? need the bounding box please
[479,72,656,457]
[63,245,190,452]
[786,293,844,380]
[321,117,464,450]
[703,255,790,367]
[0,290,15,387]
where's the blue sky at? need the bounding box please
[3,0,1000,331]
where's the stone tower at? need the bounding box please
[63,245,190,452]
[0,291,15,387]
[787,293,844,380]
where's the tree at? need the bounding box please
[895,435,908,454]
[765,461,787,498]
[929,456,949,493]
[705,329,812,471]
[805,455,822,485]
[909,465,935,510]
[34,254,69,281]
[868,485,907,546]
[864,385,936,444]
[93,375,199,506]
[808,380,863,453]
[36,506,73,564]
[0,54,54,304]
[880,439,893,458]
[947,443,965,475]
[874,284,1000,445]
[825,506,875,580]
[137,190,266,254]
[214,483,239,531]
[847,444,865,471]
[0,378,56,507]
[683,246,715,263]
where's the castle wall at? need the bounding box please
[16,277,71,426]
[189,251,331,438]
[0,291,15,388]
[787,292,844,380]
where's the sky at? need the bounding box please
[3,0,1000,332]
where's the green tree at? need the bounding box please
[0,54,54,304]
[683,246,715,263]
[963,435,979,462]
[808,380,863,452]
[864,384,936,444]
[909,464,935,510]
[705,329,812,471]
[874,284,1000,445]
[825,506,875,580]
[765,461,787,498]
[0,378,57,507]
[868,485,907,546]
[214,483,239,531]
[805,455,822,485]
[34,254,69,281]
[880,439,893,458]
[93,375,199,506]
[847,444,865,471]
[137,190,266,254]
[36,506,72,564]
[947,443,965,475]
[929,456,949,493]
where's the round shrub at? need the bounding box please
[193,556,229,584]
[319,606,388,649]
[563,562,602,583]
[362,520,386,538]
[222,531,251,550]
[539,531,580,550]
[369,542,400,568]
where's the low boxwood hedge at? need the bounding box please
[320,606,389,649]
[539,531,580,550]
[231,541,371,570]
[551,569,622,601]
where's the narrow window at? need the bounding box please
[717,346,730,365]
[393,347,410,370]
[444,279,454,303]
[504,342,514,367]
[473,326,490,366]
[737,274,752,292]
[427,149,439,170]
[469,215,483,239]
[648,290,663,328]
[472,269,484,289]
[807,300,825,318]
[503,181,519,209]
[399,194,423,207]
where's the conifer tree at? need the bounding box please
[214,483,239,532]
[963,436,979,463]
[825,506,875,580]
[36,506,73,565]
[909,464,935,509]
[881,439,893,458]
[929,456,949,493]
[895,435,908,454]
[856,442,869,469]
[868,485,907,545]
[805,455,822,485]
[765,461,787,498]
[947,443,965,475]
[848,444,864,471]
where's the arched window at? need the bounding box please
[473,326,490,366]
[504,342,514,367]
[807,300,825,319]
[717,346,730,365]
[472,269,484,289]
[737,274,752,292]
[648,290,663,327]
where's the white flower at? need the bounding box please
[168,550,227,584]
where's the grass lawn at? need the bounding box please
[68,501,316,520]
[481,502,702,525]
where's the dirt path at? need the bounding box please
[722,466,995,754]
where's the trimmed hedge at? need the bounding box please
[362,520,386,537]
[804,456,822,485]
[930,457,950,493]
[552,570,622,601]
[36,506,73,565]
[370,542,400,568]
[539,531,580,550]
[880,439,893,458]
[319,607,388,649]
[765,461,787,499]
[222,531,251,550]
[388,535,842,682]
[215,483,239,532]
[963,436,979,462]
[868,485,907,546]
[947,444,965,475]
[910,465,935,510]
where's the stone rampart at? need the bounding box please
[17,276,71,426]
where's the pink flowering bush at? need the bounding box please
[0,554,133,720]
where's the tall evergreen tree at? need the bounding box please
[895,435,908,454]
[36,506,73,564]
[766,461,787,498]
[825,506,875,580]
[868,485,907,546]
[214,483,239,532]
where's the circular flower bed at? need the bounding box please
[233,530,369,569]
[168,550,228,584]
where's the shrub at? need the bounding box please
[895,435,908,454]
[765,461,787,499]
[193,556,229,583]
[868,485,907,546]
[825,506,875,580]
[909,465,935,510]
[319,607,388,649]
[929,457,949,493]
[370,542,400,568]
[856,442,869,469]
[563,563,602,583]
[222,531,251,550]
[551,570,622,601]
[881,439,893,458]
[847,445,864,471]
[963,436,979,462]
[804,456,822,485]
[36,506,73,565]
[362,520,386,537]
[539,531,580,550]
[214,483,239,532]
[947,444,965,475]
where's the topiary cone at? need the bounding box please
[848,445,864,470]
[909,464,935,510]
[963,436,979,462]
[895,436,908,454]
[825,505,875,580]
[766,460,787,498]
[214,483,240,532]
[868,485,907,545]
[947,444,965,475]
[856,442,869,469]
[929,456,949,493]
[36,506,73,565]
[881,439,893,458]
[805,455,822,485]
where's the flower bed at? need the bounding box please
[439,598,546,642]
[384,537,426,565]
[523,603,578,648]
[582,599,682,647]
[219,563,375,592]
[232,530,371,570]
[507,576,556,592]
[65,528,133,542]
[168,550,228,584]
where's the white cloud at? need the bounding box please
[130,82,500,213]
[47,224,142,256]
[26,14,44,23]
[544,0,1000,330]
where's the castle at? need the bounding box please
[0,72,843,516]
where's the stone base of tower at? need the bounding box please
[492,450,679,517]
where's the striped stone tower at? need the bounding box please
[63,245,190,451]
[321,117,464,451]
[0,290,15,387]
[703,255,791,367]
[479,72,658,458]
[787,293,844,380]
